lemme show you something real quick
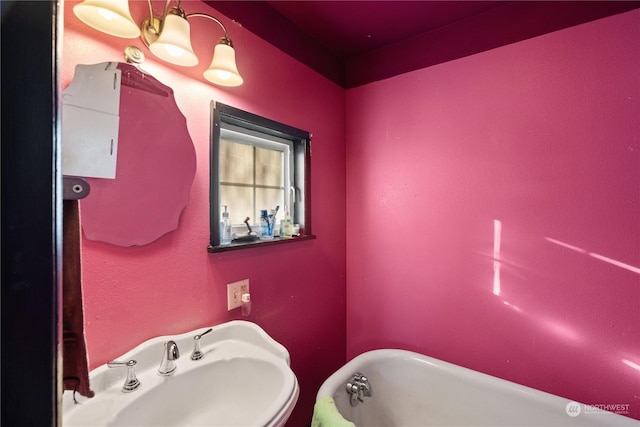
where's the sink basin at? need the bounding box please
[111,358,289,426]
[62,321,299,427]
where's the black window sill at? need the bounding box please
[208,234,316,253]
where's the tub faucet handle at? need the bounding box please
[358,374,373,396]
[348,384,364,406]
[107,359,141,392]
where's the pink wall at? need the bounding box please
[62,1,346,425]
[346,9,640,421]
[64,1,640,423]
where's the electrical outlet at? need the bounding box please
[227,279,249,311]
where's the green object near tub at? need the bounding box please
[312,397,356,427]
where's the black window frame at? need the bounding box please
[208,101,314,252]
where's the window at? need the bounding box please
[219,126,291,226]
[209,102,313,252]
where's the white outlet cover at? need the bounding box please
[227,279,249,311]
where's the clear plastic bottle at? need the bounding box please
[241,293,251,316]
[259,209,269,239]
[220,205,231,244]
[280,206,293,238]
[260,209,276,240]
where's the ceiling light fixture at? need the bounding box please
[73,0,243,87]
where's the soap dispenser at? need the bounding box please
[220,205,231,245]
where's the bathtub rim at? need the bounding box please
[315,348,638,426]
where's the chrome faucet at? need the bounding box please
[346,373,373,407]
[158,340,180,376]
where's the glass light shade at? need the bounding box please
[73,0,140,38]
[203,43,243,87]
[149,14,198,66]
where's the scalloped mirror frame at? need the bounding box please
[78,62,196,247]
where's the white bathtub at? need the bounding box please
[316,349,637,426]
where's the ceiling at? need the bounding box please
[207,1,640,88]
[265,1,503,60]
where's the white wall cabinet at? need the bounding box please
[62,63,120,179]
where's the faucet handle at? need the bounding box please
[195,328,212,340]
[107,359,141,392]
[190,328,212,361]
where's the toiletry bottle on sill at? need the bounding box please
[260,209,270,240]
[220,205,231,245]
[280,206,293,238]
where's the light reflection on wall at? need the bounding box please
[493,219,502,296]
[545,237,640,275]
[621,359,640,372]
[540,318,583,344]
[501,300,523,313]
[490,222,584,345]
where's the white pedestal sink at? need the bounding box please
[62,321,299,427]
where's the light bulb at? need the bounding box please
[98,7,118,21]
[214,70,232,80]
[163,45,187,58]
